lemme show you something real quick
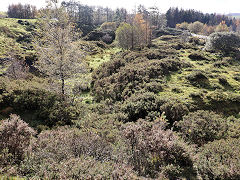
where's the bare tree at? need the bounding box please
[34,0,86,95]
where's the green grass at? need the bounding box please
[0,18,36,37]
[64,47,121,103]
[88,47,121,69]
[152,37,240,115]
[0,176,24,180]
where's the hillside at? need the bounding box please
[1,16,240,179]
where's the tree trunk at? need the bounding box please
[61,74,65,95]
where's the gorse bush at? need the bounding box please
[120,92,161,122]
[176,110,228,146]
[0,78,82,127]
[205,32,240,54]
[186,71,209,87]
[196,138,240,180]
[119,92,189,123]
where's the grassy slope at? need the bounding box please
[153,36,240,116]
[65,47,121,103]
[0,18,36,76]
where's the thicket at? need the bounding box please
[92,50,189,102]
[0,78,82,128]
[2,2,240,178]
[176,110,228,146]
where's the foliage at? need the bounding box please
[195,138,240,180]
[0,114,35,173]
[7,3,37,19]
[122,119,195,179]
[62,1,94,35]
[116,14,151,50]
[120,92,161,122]
[176,110,228,146]
[215,21,229,32]
[176,22,189,30]
[34,0,87,95]
[115,23,138,50]
[205,32,240,54]
[0,78,81,127]
[204,90,240,115]
[100,22,117,31]
[92,56,184,102]
[188,51,208,61]
[84,29,115,44]
[188,21,204,34]
[166,7,233,28]
[19,127,124,179]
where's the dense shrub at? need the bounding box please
[176,110,228,146]
[219,76,231,86]
[160,97,189,124]
[84,29,115,44]
[188,36,206,46]
[122,119,195,179]
[0,114,35,173]
[93,57,185,102]
[205,90,240,115]
[120,92,189,124]
[1,87,80,127]
[6,59,30,79]
[19,127,119,179]
[188,21,204,34]
[188,51,208,61]
[154,27,184,37]
[186,71,209,87]
[205,32,240,54]
[120,92,161,122]
[195,138,240,180]
[76,40,105,55]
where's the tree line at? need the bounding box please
[7,2,238,35]
[166,7,235,28]
[7,3,37,19]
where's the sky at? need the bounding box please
[0,0,240,14]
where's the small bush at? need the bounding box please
[0,114,35,169]
[176,110,228,146]
[205,32,240,54]
[122,119,195,179]
[195,138,240,180]
[205,90,240,115]
[219,77,230,86]
[160,98,189,124]
[188,21,204,34]
[186,71,209,87]
[120,92,161,122]
[188,51,207,61]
